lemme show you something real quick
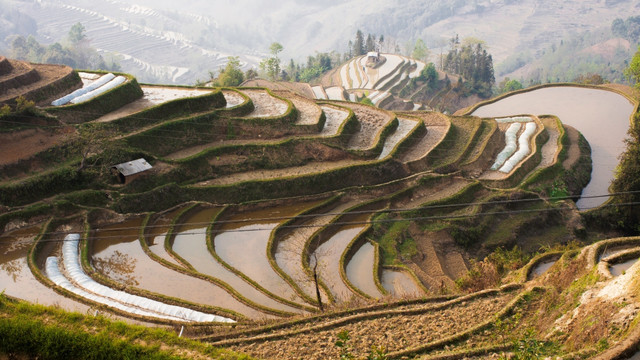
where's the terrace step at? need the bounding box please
[209,289,518,360]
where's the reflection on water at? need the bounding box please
[92,250,138,286]
[381,269,423,297]
[173,206,303,314]
[92,218,143,285]
[530,260,557,279]
[472,86,635,209]
[146,207,185,266]
[91,216,267,318]
[312,227,364,302]
[214,203,319,305]
[610,258,638,277]
[0,227,39,284]
[345,242,381,298]
[0,226,90,312]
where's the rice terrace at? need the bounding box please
[2,2,640,358]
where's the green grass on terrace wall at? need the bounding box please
[112,160,409,213]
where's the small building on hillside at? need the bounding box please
[112,158,152,184]
[367,51,380,63]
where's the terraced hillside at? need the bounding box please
[1,59,640,358]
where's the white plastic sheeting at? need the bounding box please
[499,122,537,173]
[496,116,532,123]
[51,73,116,106]
[491,122,521,171]
[46,257,183,321]
[69,76,127,104]
[48,233,234,323]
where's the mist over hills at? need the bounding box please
[2,0,639,84]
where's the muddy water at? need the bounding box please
[377,118,418,160]
[472,87,635,209]
[345,242,382,298]
[90,217,266,319]
[599,245,640,262]
[146,207,185,267]
[311,211,375,302]
[274,201,354,303]
[173,207,303,314]
[214,203,322,307]
[530,260,557,279]
[0,227,90,312]
[381,269,424,297]
[609,258,638,277]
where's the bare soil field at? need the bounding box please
[222,90,245,108]
[0,62,78,105]
[399,112,449,163]
[339,103,393,150]
[95,86,213,122]
[273,90,322,125]
[241,79,315,99]
[223,292,514,360]
[242,89,288,118]
[0,127,73,167]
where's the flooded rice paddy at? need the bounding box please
[472,86,635,209]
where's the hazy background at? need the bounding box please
[2,0,639,84]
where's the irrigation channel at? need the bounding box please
[471,86,636,209]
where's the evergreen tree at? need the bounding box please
[354,30,365,56]
[365,34,375,52]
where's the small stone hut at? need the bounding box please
[112,158,152,184]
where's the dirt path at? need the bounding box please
[338,103,393,150]
[562,125,581,170]
[241,89,288,118]
[399,112,449,163]
[95,86,213,123]
[222,292,514,360]
[193,159,358,187]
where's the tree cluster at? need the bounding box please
[8,23,120,71]
[607,46,640,233]
[285,52,339,83]
[612,16,640,44]
[348,30,383,58]
[442,38,495,97]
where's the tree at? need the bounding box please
[74,124,119,173]
[365,34,375,52]
[420,63,438,89]
[626,45,640,89]
[354,30,365,56]
[609,48,640,233]
[499,78,524,93]
[412,39,429,62]
[245,68,258,80]
[68,22,87,45]
[259,42,283,80]
[214,56,245,87]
